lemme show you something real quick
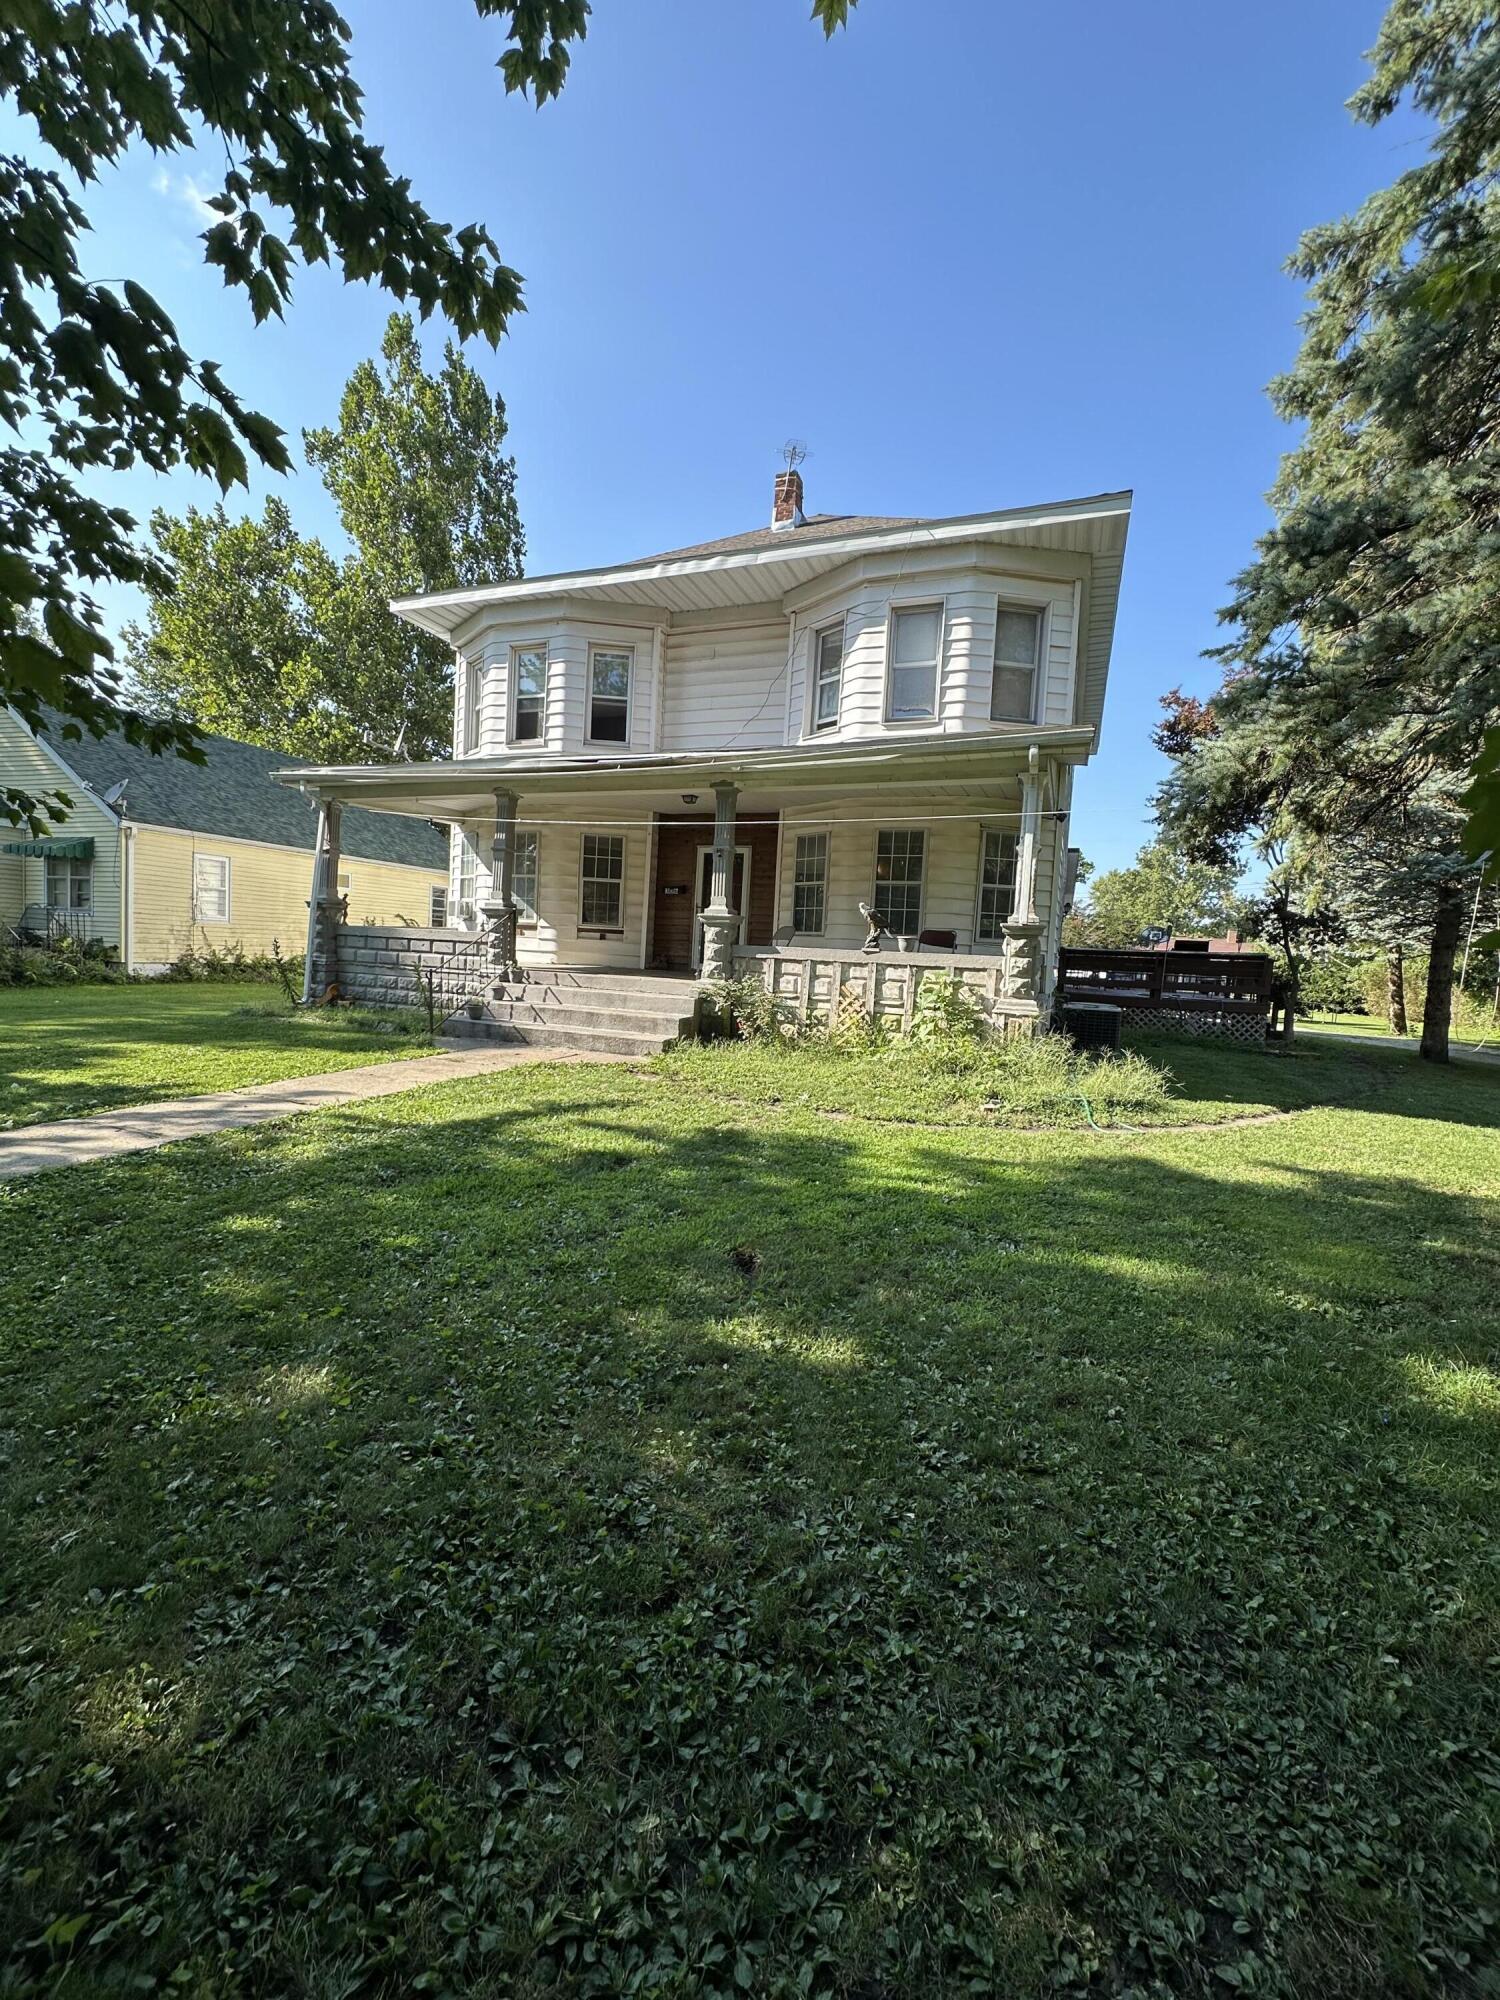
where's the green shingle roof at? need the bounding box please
[39,716,447,871]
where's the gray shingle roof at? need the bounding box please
[40,717,447,870]
[644,514,920,562]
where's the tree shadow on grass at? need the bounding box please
[0,1067,1497,1996]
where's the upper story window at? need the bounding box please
[510,645,547,743]
[588,647,632,744]
[991,605,1043,722]
[812,622,844,731]
[886,605,943,723]
[462,659,481,753]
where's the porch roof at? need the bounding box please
[272,725,1095,823]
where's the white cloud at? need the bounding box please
[152,166,220,227]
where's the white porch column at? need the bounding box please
[478,788,520,980]
[1002,757,1043,1003]
[699,780,740,982]
[301,798,329,1003]
[302,797,342,1003]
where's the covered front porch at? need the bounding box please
[277,730,1089,1030]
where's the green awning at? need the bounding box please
[1,836,95,859]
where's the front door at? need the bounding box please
[693,844,750,973]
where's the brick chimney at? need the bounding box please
[772,468,805,529]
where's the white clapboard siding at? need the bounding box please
[661,614,789,751]
[786,566,1078,744]
[773,786,1048,955]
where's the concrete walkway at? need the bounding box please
[1299,1026,1500,1068]
[0,1044,624,1182]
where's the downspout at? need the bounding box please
[121,822,135,974]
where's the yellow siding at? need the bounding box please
[0,707,124,947]
[129,824,443,969]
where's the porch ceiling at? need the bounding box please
[272,726,1094,824]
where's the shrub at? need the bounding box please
[0,938,126,986]
[910,970,988,1048]
[704,975,788,1041]
[161,941,305,987]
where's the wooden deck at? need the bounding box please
[1058,946,1273,1040]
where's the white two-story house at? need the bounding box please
[281,473,1130,1050]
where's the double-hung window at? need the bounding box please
[792,832,828,934]
[429,885,449,926]
[463,658,482,753]
[991,604,1043,722]
[457,832,480,920]
[887,605,943,722]
[812,622,844,731]
[193,853,230,923]
[975,828,1018,941]
[513,830,540,923]
[873,829,925,935]
[511,646,547,743]
[45,856,92,911]
[588,648,631,744]
[579,833,624,930]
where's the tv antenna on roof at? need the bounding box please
[780,438,808,472]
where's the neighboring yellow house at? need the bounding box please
[2,708,448,973]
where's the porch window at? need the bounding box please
[991,604,1043,722]
[812,622,844,731]
[463,658,482,753]
[513,830,540,923]
[588,648,631,744]
[975,828,1018,940]
[193,853,230,923]
[873,829,925,935]
[579,833,624,930]
[429,885,448,926]
[457,832,480,921]
[45,855,92,910]
[792,831,828,934]
[511,645,547,743]
[886,605,943,722]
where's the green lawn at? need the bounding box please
[1,1040,1497,1996]
[0,983,433,1130]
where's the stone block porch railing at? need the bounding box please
[315,923,491,1014]
[730,946,1044,1036]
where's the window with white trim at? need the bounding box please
[193,853,230,922]
[511,645,547,743]
[991,604,1043,722]
[812,622,844,731]
[791,832,828,933]
[457,832,480,921]
[513,830,539,923]
[886,605,943,722]
[429,885,448,926]
[579,833,624,929]
[975,828,1018,941]
[45,855,92,910]
[872,829,925,935]
[463,658,481,753]
[588,648,631,744]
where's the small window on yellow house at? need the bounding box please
[193,853,230,922]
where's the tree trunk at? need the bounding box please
[1419,885,1464,1063]
[1387,944,1409,1037]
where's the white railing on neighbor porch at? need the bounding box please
[731,944,1040,1034]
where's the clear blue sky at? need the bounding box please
[25,0,1423,869]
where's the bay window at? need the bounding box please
[812,622,844,731]
[886,605,943,722]
[991,604,1043,722]
[511,646,547,743]
[588,648,631,744]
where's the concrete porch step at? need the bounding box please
[491,978,696,1014]
[508,967,700,995]
[441,1015,675,1058]
[484,998,694,1035]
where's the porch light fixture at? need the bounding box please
[680,793,699,804]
